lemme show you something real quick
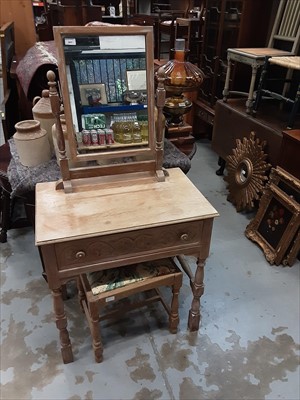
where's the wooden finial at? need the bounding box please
[155,66,166,180]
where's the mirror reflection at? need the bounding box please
[62,34,149,156]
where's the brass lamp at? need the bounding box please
[157,38,205,126]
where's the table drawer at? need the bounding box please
[55,221,203,270]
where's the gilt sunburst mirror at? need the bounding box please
[224,132,271,212]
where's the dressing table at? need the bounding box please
[35,25,218,363]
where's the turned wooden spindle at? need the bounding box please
[47,70,72,191]
[155,66,166,179]
[47,70,66,161]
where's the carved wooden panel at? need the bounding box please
[55,221,203,269]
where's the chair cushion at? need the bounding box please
[163,138,192,173]
[87,258,180,295]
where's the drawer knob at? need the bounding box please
[75,251,86,259]
[181,233,189,241]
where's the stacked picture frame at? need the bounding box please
[245,166,300,266]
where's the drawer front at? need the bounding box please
[207,114,214,126]
[55,221,203,270]
[195,106,208,122]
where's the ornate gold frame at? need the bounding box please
[269,166,300,199]
[269,166,300,266]
[245,182,300,265]
[224,132,271,212]
[283,228,300,266]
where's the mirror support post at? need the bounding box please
[155,67,166,182]
[47,70,72,193]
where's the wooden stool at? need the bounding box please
[254,56,300,128]
[78,258,183,363]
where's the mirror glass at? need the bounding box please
[58,29,154,164]
[236,160,252,185]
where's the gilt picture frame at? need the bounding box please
[269,166,300,203]
[245,183,300,265]
[79,83,108,106]
[282,228,300,266]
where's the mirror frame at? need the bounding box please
[53,25,156,167]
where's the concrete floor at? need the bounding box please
[1,140,299,400]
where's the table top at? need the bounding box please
[35,168,218,245]
[228,47,292,59]
[282,129,300,142]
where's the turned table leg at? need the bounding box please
[223,55,232,102]
[169,279,181,334]
[52,287,73,363]
[188,257,206,331]
[89,301,103,363]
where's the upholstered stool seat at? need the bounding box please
[78,258,183,362]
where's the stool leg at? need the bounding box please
[89,302,103,363]
[246,63,258,114]
[223,55,232,102]
[169,280,181,334]
[77,277,85,312]
[253,57,269,113]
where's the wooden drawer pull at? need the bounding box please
[75,251,86,259]
[181,233,189,241]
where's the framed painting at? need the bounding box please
[245,183,300,265]
[79,83,108,106]
[282,228,300,266]
[126,70,147,91]
[269,166,300,204]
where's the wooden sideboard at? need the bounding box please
[35,168,218,363]
[211,98,300,173]
[278,130,300,180]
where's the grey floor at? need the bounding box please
[1,140,299,400]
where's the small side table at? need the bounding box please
[223,47,291,114]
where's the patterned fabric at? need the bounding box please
[87,258,179,295]
[7,139,61,197]
[7,137,190,196]
[16,41,58,98]
[163,138,191,173]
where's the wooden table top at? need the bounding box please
[35,168,218,245]
[228,47,291,58]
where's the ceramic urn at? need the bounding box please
[13,120,51,167]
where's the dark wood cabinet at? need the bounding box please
[199,0,273,107]
[278,130,300,180]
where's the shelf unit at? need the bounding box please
[194,0,274,137]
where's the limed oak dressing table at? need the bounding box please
[35,168,218,363]
[35,25,218,363]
